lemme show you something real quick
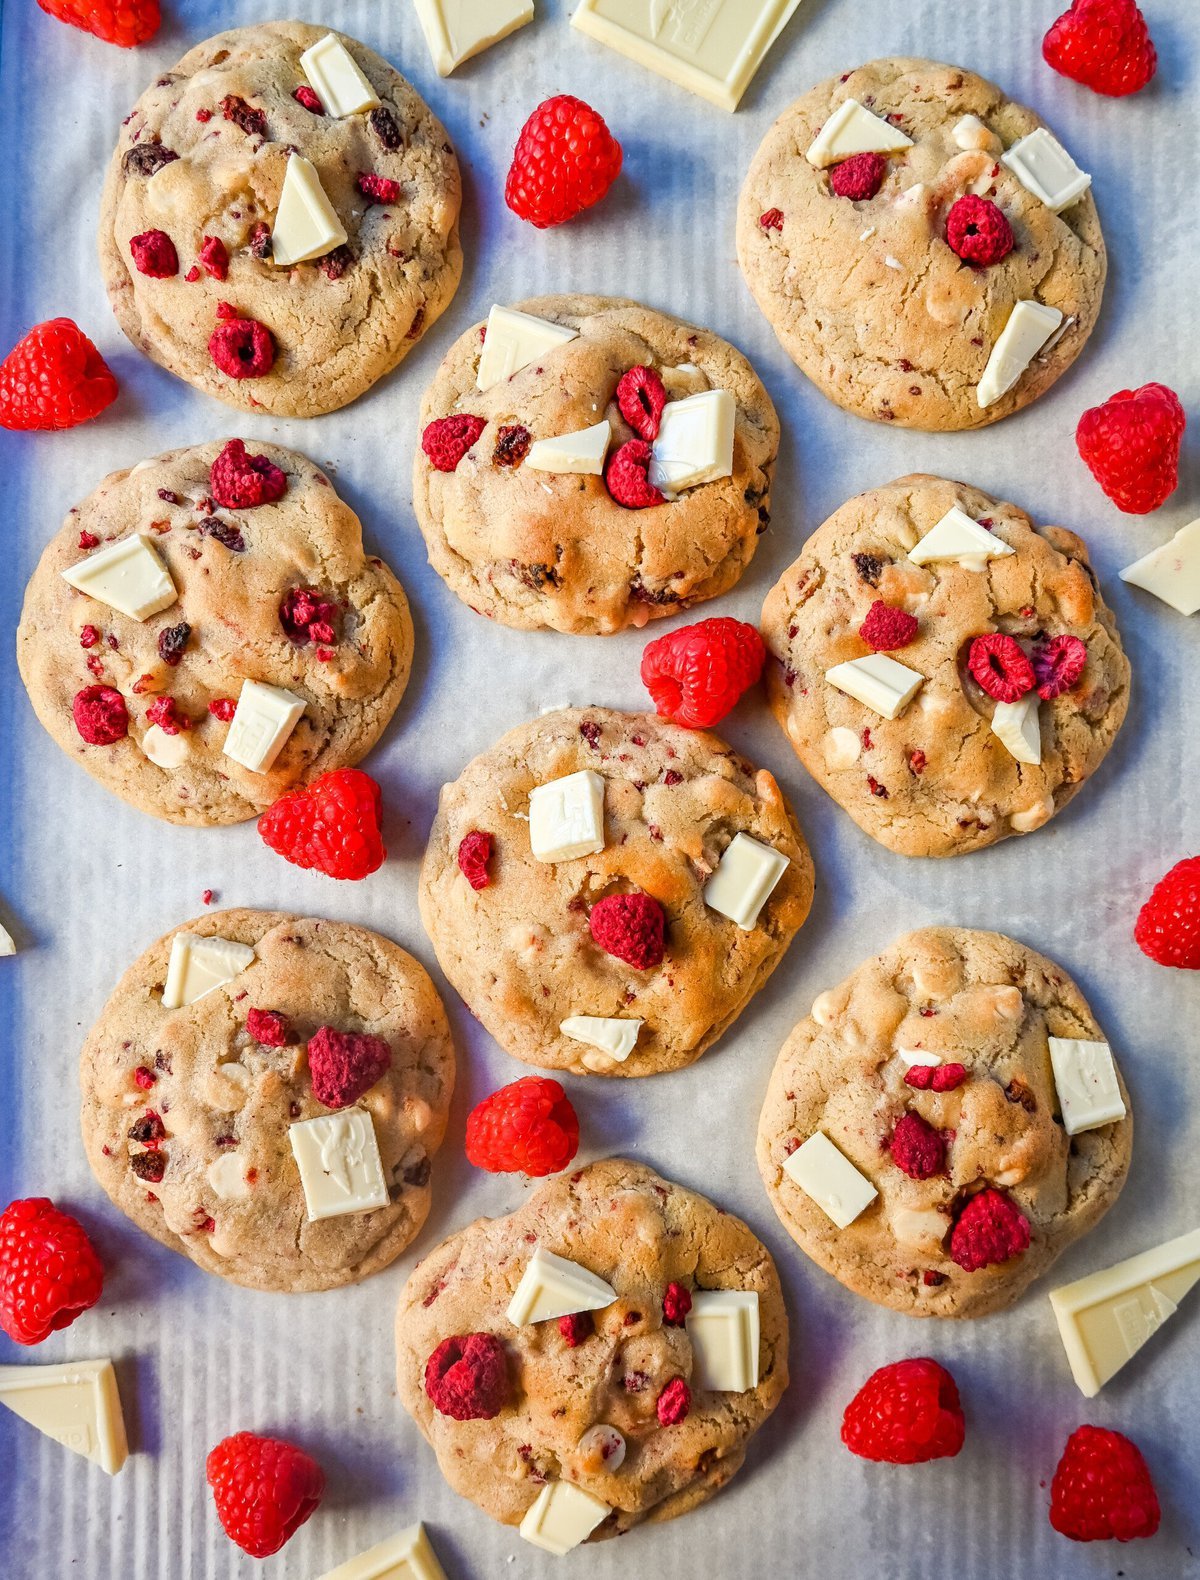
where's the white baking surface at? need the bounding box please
[1,0,1197,1575]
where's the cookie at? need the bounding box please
[737,58,1105,430]
[80,910,455,1294]
[17,440,413,826]
[419,707,814,1076]
[761,475,1129,857]
[413,295,779,634]
[758,928,1132,1319]
[395,1159,788,1544]
[99,22,462,417]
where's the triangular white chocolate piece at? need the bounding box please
[0,1360,128,1474]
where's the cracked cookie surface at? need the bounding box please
[737,58,1105,430]
[761,474,1129,857]
[419,708,814,1076]
[395,1159,788,1538]
[757,928,1132,1318]
[80,910,456,1293]
[413,295,779,634]
[99,22,462,417]
[17,440,413,826]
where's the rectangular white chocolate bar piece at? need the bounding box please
[520,1481,610,1555]
[1121,519,1200,615]
[223,680,306,773]
[648,389,735,494]
[1050,1228,1200,1397]
[289,1109,390,1222]
[825,653,924,719]
[0,1360,128,1474]
[1001,128,1091,212]
[977,300,1063,408]
[299,33,380,117]
[560,1015,642,1062]
[318,1522,449,1580]
[991,694,1042,765]
[571,0,806,113]
[783,1132,877,1228]
[528,769,606,862]
[806,97,914,167]
[414,0,534,77]
[686,1290,760,1391]
[908,506,1016,567]
[161,932,255,1009]
[272,153,347,267]
[703,832,789,929]
[507,1247,617,1326]
[61,534,177,622]
[1048,1037,1126,1135]
[477,305,578,391]
[526,420,612,475]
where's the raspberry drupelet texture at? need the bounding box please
[968,633,1036,702]
[129,229,178,277]
[0,1198,105,1346]
[278,586,339,647]
[246,1008,290,1047]
[1049,1425,1161,1541]
[949,1188,1031,1271]
[829,152,887,201]
[198,236,229,281]
[605,439,664,509]
[859,601,919,651]
[656,1377,691,1426]
[588,891,666,970]
[457,830,493,890]
[422,413,486,472]
[945,195,1014,267]
[210,439,287,509]
[1076,383,1184,513]
[206,1431,324,1559]
[662,1281,692,1326]
[905,1062,967,1093]
[37,0,160,46]
[306,1026,392,1109]
[641,617,766,729]
[208,303,275,380]
[293,84,323,113]
[505,94,623,228]
[890,1112,946,1180]
[258,769,385,881]
[558,1311,594,1347]
[1044,0,1157,96]
[841,1358,965,1464]
[465,1077,580,1177]
[1135,856,1200,970]
[424,1333,510,1421]
[0,318,118,431]
[616,365,668,442]
[1034,634,1088,699]
[356,172,403,206]
[73,685,128,745]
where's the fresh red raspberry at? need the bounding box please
[1135,856,1200,970]
[890,1113,946,1179]
[258,768,385,881]
[945,195,1014,267]
[424,1333,510,1420]
[209,303,275,380]
[37,0,159,46]
[206,1431,324,1559]
[457,830,493,890]
[760,208,785,231]
[278,586,339,646]
[558,1311,594,1347]
[617,365,667,442]
[829,152,887,200]
[246,1008,290,1047]
[306,1025,392,1109]
[949,1189,1030,1272]
[422,413,486,472]
[505,94,622,229]
[656,1377,691,1427]
[841,1358,965,1464]
[605,439,664,509]
[1034,633,1088,699]
[197,235,229,281]
[1044,0,1157,96]
[0,318,118,431]
[146,695,189,734]
[465,1077,580,1177]
[0,1198,104,1346]
[641,617,766,729]
[1049,1425,1160,1542]
[208,696,236,722]
[293,85,323,113]
[859,601,919,651]
[968,633,1036,702]
[129,229,178,277]
[73,684,128,745]
[210,439,287,509]
[356,172,403,205]
[589,892,666,970]
[662,1281,692,1327]
[1076,383,1184,513]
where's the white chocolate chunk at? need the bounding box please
[507,1247,617,1326]
[0,922,13,957]
[206,1153,251,1202]
[223,680,306,773]
[806,98,913,168]
[1050,1228,1200,1397]
[528,770,605,862]
[520,1481,609,1556]
[560,1016,642,1063]
[577,1424,626,1472]
[271,154,347,267]
[1010,797,1054,833]
[1048,1037,1126,1136]
[783,1132,877,1228]
[991,694,1042,765]
[1001,128,1091,213]
[897,1047,941,1068]
[141,723,189,770]
[908,506,1016,567]
[1121,519,1200,615]
[703,832,789,930]
[0,1360,128,1474]
[289,1109,389,1222]
[162,933,255,1009]
[824,725,862,769]
[477,305,578,391]
[825,653,924,720]
[414,0,534,77]
[977,300,1064,408]
[952,113,995,151]
[61,535,177,622]
[686,1291,760,1392]
[648,390,735,494]
[318,1521,449,1580]
[525,419,611,476]
[299,33,380,117]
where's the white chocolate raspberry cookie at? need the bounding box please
[757,928,1132,1319]
[99,22,462,417]
[413,295,779,634]
[80,910,456,1294]
[395,1160,788,1546]
[737,58,1105,430]
[760,475,1129,857]
[16,440,413,826]
[418,708,814,1076]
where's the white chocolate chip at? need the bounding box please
[577,1424,626,1472]
[823,726,862,769]
[207,1153,251,1201]
[884,254,905,271]
[891,1207,949,1252]
[1010,799,1054,833]
[991,986,1025,1021]
[811,990,839,1027]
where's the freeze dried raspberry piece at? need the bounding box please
[968,633,1035,702]
[222,94,267,138]
[157,622,191,667]
[617,365,667,442]
[197,236,229,282]
[760,208,785,231]
[307,1026,391,1109]
[424,1333,510,1420]
[457,830,493,890]
[605,439,664,509]
[949,1188,1030,1272]
[208,697,236,722]
[493,425,531,467]
[130,229,178,277]
[945,195,1013,267]
[905,1062,968,1092]
[246,1008,290,1047]
[356,172,402,206]
[210,439,287,509]
[558,1311,593,1347]
[656,1377,691,1426]
[589,892,666,970]
[859,601,918,651]
[422,413,486,472]
[662,1281,692,1326]
[278,586,339,646]
[830,152,886,200]
[73,685,127,745]
[145,695,189,735]
[841,1358,965,1464]
[293,85,323,113]
[1034,633,1087,699]
[370,107,403,151]
[208,302,275,380]
[890,1112,945,1179]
